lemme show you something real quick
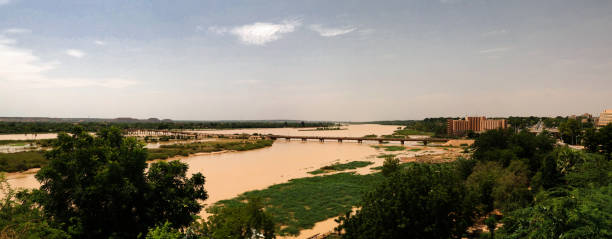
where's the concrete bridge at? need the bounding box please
[124,129,450,145]
[264,135,449,145]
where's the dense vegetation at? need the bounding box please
[308,161,374,175]
[0,121,334,134]
[334,128,611,238]
[506,115,594,130]
[366,118,449,136]
[0,151,47,172]
[214,172,383,236]
[32,127,209,238]
[337,163,475,238]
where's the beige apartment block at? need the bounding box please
[597,109,612,127]
[447,116,507,136]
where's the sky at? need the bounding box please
[0,0,611,121]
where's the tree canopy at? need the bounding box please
[336,163,476,239]
[33,127,208,238]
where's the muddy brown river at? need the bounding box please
[5,124,436,238]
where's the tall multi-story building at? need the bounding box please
[596,109,612,127]
[447,116,507,136]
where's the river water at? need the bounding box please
[5,124,432,238]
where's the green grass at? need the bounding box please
[307,161,374,175]
[0,151,47,172]
[377,154,397,159]
[363,134,377,138]
[213,172,384,236]
[409,148,422,152]
[371,145,406,151]
[147,139,274,160]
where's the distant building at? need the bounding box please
[596,109,612,127]
[447,116,507,136]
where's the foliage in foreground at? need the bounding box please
[199,198,275,239]
[336,163,475,239]
[0,174,68,239]
[33,127,208,238]
[499,185,612,239]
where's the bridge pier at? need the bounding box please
[319,139,324,142]
[423,140,428,146]
[357,140,362,143]
[301,138,307,142]
[378,140,384,144]
[338,139,342,143]
[400,141,404,145]
[286,138,291,141]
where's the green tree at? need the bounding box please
[336,163,475,239]
[498,186,612,239]
[492,160,532,213]
[583,123,612,159]
[381,156,400,177]
[466,161,503,214]
[539,154,561,190]
[33,127,208,238]
[146,222,183,239]
[199,198,275,239]
[0,174,68,239]
[559,118,582,145]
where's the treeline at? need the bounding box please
[0,121,334,134]
[506,115,594,129]
[366,118,449,137]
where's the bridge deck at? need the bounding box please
[124,130,450,143]
[266,135,449,142]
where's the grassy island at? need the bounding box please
[147,139,274,160]
[307,161,374,175]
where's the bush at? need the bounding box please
[337,163,475,239]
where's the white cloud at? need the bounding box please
[65,49,86,58]
[0,36,137,89]
[479,47,510,54]
[211,20,301,45]
[3,28,31,34]
[94,40,106,46]
[309,25,356,37]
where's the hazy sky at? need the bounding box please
[1,0,611,121]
